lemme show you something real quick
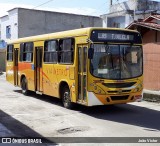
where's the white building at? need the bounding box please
[101,0,160,28]
[0,8,18,42]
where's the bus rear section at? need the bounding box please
[6,44,19,86]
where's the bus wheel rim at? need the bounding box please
[63,91,70,106]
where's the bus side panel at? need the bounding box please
[6,62,14,85]
[42,64,59,97]
[42,64,75,100]
[56,65,75,100]
[19,62,35,91]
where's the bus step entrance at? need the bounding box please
[77,100,87,105]
[36,91,43,95]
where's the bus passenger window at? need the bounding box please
[58,38,74,64]
[20,42,33,62]
[44,40,58,63]
[7,45,13,61]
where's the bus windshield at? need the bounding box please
[90,44,143,80]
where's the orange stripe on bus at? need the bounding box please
[18,62,32,71]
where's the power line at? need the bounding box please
[33,0,55,9]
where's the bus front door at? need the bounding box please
[77,45,87,104]
[35,47,43,93]
[14,48,18,86]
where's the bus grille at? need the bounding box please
[110,95,129,101]
[108,90,131,94]
[102,82,136,88]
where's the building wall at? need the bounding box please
[0,49,6,71]
[0,8,102,40]
[125,14,134,27]
[18,8,102,38]
[110,0,160,13]
[0,40,7,49]
[110,0,136,13]
[107,16,125,28]
[137,0,160,12]
[101,0,160,28]
[0,9,18,41]
[143,30,160,90]
[0,24,1,40]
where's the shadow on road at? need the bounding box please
[0,110,56,145]
[13,90,160,131]
[14,89,62,107]
[75,103,160,131]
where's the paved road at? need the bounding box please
[0,73,160,146]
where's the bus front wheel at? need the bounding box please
[21,77,29,95]
[62,86,73,109]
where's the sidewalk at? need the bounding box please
[143,89,160,103]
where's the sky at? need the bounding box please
[0,0,160,17]
[0,0,109,17]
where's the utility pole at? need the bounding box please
[110,0,113,6]
[134,0,136,20]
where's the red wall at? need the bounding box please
[143,30,160,90]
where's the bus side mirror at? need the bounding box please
[88,48,94,59]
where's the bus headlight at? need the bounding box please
[133,84,142,92]
[93,86,106,95]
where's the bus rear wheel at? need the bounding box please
[62,86,73,109]
[21,77,29,95]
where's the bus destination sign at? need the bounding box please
[98,33,134,41]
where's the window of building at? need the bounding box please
[113,22,120,28]
[7,45,13,61]
[20,42,33,62]
[44,40,58,63]
[59,38,74,64]
[6,25,11,39]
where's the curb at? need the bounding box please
[143,91,160,103]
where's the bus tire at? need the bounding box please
[62,86,73,109]
[21,77,29,95]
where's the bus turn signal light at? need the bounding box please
[134,95,142,99]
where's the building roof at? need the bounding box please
[126,13,160,31]
[5,7,101,18]
[100,10,133,18]
[143,14,160,22]
[0,15,9,19]
[127,21,160,31]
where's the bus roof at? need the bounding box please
[7,27,138,44]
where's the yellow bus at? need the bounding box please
[6,27,143,108]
